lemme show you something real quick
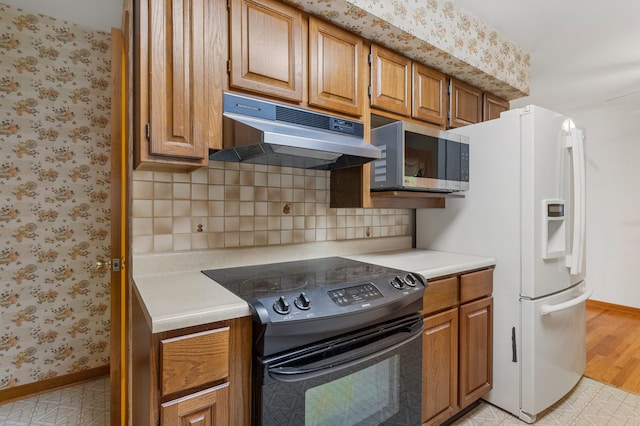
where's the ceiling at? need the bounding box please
[452,0,640,114]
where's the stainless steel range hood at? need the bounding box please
[210,93,381,170]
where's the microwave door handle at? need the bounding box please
[565,128,586,275]
[267,326,422,383]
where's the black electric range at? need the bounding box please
[202,256,426,356]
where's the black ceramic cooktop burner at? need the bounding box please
[202,256,390,301]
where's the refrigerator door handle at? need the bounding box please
[565,128,586,275]
[540,286,593,315]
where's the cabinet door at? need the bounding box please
[423,308,458,425]
[162,383,229,426]
[308,17,365,116]
[147,0,211,161]
[370,44,411,116]
[229,0,303,102]
[412,63,447,126]
[483,93,510,121]
[449,78,483,128]
[459,296,493,408]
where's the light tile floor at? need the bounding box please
[0,375,638,425]
[0,376,109,426]
[452,376,640,425]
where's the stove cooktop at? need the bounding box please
[202,256,426,356]
[202,256,394,300]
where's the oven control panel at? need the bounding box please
[262,272,424,318]
[328,283,383,307]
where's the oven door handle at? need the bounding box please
[267,324,422,383]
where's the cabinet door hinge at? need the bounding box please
[227,0,231,11]
[367,85,372,98]
[145,122,150,140]
[367,52,372,66]
[227,59,231,74]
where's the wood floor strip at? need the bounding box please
[585,299,640,394]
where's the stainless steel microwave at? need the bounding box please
[369,121,469,192]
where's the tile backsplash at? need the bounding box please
[132,161,411,253]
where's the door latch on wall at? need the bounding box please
[95,258,122,272]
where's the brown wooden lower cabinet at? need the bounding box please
[459,296,493,409]
[422,268,494,425]
[422,308,458,425]
[132,290,252,426]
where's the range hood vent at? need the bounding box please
[210,93,381,170]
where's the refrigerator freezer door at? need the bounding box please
[519,282,587,423]
[521,106,579,299]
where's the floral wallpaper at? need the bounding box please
[283,0,530,100]
[0,2,111,390]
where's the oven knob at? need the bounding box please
[405,273,417,287]
[294,292,311,310]
[391,276,405,289]
[273,296,291,315]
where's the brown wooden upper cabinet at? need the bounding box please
[370,44,447,127]
[412,62,448,127]
[133,0,227,171]
[370,44,412,116]
[449,77,483,128]
[229,0,304,102]
[483,93,510,121]
[308,17,366,117]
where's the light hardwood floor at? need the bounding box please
[585,299,640,394]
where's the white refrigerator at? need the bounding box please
[416,105,591,423]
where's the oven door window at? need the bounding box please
[305,355,400,425]
[257,315,423,426]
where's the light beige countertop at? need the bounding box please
[344,249,496,280]
[132,270,251,334]
[133,237,495,333]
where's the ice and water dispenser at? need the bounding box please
[542,199,566,259]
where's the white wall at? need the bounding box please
[569,102,640,307]
[1,0,122,32]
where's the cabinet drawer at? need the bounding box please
[160,327,230,397]
[422,276,458,315]
[161,383,230,426]
[460,269,493,304]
